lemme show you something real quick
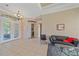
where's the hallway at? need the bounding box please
[0,38,48,56]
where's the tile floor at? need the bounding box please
[0,38,48,56]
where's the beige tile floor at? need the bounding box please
[0,38,48,56]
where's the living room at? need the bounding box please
[1,3,79,56]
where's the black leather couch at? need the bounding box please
[49,35,79,47]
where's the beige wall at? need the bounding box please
[42,7,79,38]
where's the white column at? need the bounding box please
[38,23,41,39]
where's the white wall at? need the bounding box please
[42,7,79,38]
[25,21,31,39]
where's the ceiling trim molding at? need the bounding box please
[41,3,58,9]
[41,4,79,15]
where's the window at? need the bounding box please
[2,17,11,40]
[0,16,20,43]
[14,23,19,38]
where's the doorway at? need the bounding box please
[31,23,35,38]
[28,20,42,39]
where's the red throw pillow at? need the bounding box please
[64,37,76,43]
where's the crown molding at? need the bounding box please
[41,4,79,15]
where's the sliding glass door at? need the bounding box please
[0,16,20,43]
[13,22,20,39]
[2,17,11,41]
[0,19,1,42]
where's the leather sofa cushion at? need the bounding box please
[55,36,68,41]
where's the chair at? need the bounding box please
[40,34,47,40]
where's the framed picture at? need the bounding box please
[57,24,65,31]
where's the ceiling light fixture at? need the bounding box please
[17,10,21,20]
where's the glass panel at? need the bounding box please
[0,34,1,40]
[2,17,11,40]
[0,19,1,41]
[14,23,19,38]
[0,24,1,41]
